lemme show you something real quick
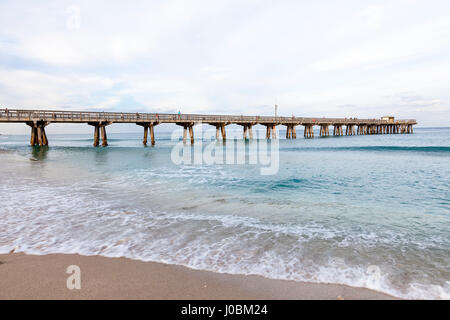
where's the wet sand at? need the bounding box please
[0,253,396,300]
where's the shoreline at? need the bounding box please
[0,252,397,300]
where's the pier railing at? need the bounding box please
[0,109,417,125]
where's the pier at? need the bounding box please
[0,109,417,146]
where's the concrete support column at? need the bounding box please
[30,126,37,145]
[183,126,187,143]
[320,125,329,137]
[221,124,226,140]
[243,125,248,140]
[37,126,43,146]
[334,125,342,136]
[286,125,295,139]
[216,126,220,140]
[304,125,314,138]
[42,126,48,145]
[143,125,148,145]
[137,122,158,145]
[93,125,100,146]
[89,122,110,147]
[28,121,49,146]
[101,125,108,147]
[266,126,272,139]
[150,124,155,145]
[189,126,194,144]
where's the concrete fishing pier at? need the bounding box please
[0,109,417,146]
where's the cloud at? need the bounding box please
[1,0,450,132]
[0,68,117,107]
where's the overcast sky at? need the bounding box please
[1,0,450,133]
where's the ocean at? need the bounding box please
[0,126,449,299]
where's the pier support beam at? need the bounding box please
[285,125,296,139]
[143,125,148,145]
[238,123,254,140]
[333,124,343,136]
[265,125,274,139]
[345,125,355,136]
[101,126,108,146]
[137,122,158,145]
[209,122,228,141]
[176,122,195,144]
[216,126,220,140]
[221,124,226,141]
[93,125,100,146]
[27,121,49,146]
[184,125,193,144]
[304,124,314,138]
[319,125,329,137]
[30,126,37,145]
[189,126,194,144]
[218,124,226,141]
[88,122,110,147]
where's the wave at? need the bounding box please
[1,206,449,300]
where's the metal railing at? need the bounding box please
[0,108,417,125]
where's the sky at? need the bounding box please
[1,0,450,133]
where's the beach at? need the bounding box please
[0,253,395,300]
[0,128,449,300]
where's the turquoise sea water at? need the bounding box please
[0,126,449,299]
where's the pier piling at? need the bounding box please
[221,124,226,141]
[89,122,110,147]
[304,124,314,138]
[27,121,49,146]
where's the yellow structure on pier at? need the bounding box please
[381,116,395,123]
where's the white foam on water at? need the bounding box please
[0,178,449,300]
[0,145,449,300]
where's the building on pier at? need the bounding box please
[381,116,395,123]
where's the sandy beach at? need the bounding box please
[0,253,395,300]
